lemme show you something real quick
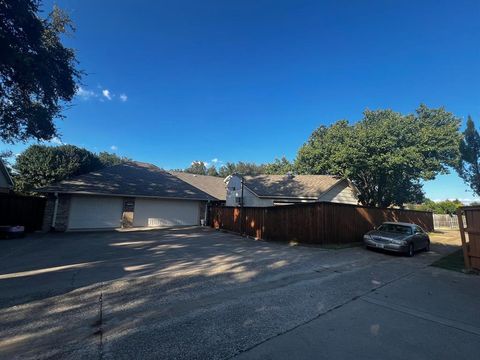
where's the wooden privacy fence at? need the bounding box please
[0,194,46,231]
[457,206,480,271]
[210,202,434,245]
[433,214,460,229]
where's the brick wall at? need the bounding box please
[42,194,71,232]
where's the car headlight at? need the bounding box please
[363,234,372,241]
[391,239,407,245]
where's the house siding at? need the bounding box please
[318,180,358,204]
[226,176,274,207]
[0,171,11,192]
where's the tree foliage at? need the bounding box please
[217,161,266,177]
[0,1,81,143]
[97,151,130,167]
[206,165,219,176]
[13,145,126,193]
[184,161,208,175]
[296,105,461,207]
[413,199,463,214]
[456,116,480,196]
[263,157,294,175]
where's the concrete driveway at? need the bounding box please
[0,228,479,359]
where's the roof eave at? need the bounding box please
[36,189,215,202]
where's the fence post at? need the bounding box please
[457,208,471,270]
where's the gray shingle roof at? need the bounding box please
[243,174,343,199]
[169,172,226,201]
[38,162,217,201]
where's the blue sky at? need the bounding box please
[1,0,479,202]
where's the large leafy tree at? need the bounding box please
[296,105,461,207]
[0,1,80,143]
[264,157,294,175]
[13,145,125,193]
[206,165,219,177]
[414,199,463,214]
[218,161,266,177]
[456,116,480,196]
[185,161,208,175]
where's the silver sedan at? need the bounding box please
[363,222,430,257]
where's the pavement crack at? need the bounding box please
[92,289,104,360]
[228,265,419,359]
[362,296,480,337]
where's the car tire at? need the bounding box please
[407,243,414,257]
[425,240,430,252]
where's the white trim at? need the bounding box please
[51,192,59,229]
[41,191,211,202]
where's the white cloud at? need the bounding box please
[50,137,64,145]
[211,158,219,164]
[102,89,112,100]
[76,86,96,100]
[76,86,127,103]
[110,145,118,151]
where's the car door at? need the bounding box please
[413,226,426,249]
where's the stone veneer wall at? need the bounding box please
[42,194,71,232]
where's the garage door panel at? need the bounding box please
[133,199,199,228]
[68,196,123,230]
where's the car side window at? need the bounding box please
[414,226,423,234]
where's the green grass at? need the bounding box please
[431,249,466,273]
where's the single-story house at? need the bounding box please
[0,159,14,194]
[224,173,358,207]
[39,161,226,231]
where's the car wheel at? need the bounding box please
[407,243,414,257]
[425,240,430,252]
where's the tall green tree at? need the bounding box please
[0,1,81,143]
[296,105,461,207]
[415,199,463,214]
[456,116,480,196]
[264,157,294,175]
[13,144,102,193]
[206,165,219,177]
[218,161,266,177]
[185,161,208,175]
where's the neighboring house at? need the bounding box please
[225,173,358,207]
[38,161,225,231]
[0,159,14,194]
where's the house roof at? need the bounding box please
[0,159,14,188]
[169,171,226,201]
[243,174,344,199]
[38,161,217,201]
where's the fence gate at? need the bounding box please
[457,206,480,271]
[433,214,459,229]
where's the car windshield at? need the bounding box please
[377,224,412,235]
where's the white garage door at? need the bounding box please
[133,198,200,228]
[68,196,123,230]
